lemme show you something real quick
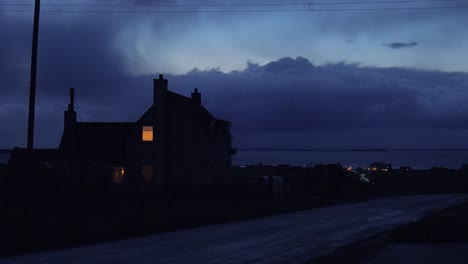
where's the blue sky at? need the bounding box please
[1,0,468,149]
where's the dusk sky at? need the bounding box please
[1,0,468,149]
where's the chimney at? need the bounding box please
[153,74,168,188]
[64,88,77,131]
[154,74,168,108]
[191,88,201,105]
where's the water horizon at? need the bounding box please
[3,150,468,169]
[233,150,468,169]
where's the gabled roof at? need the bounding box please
[138,91,215,124]
[60,122,133,162]
[59,90,222,162]
[168,91,215,123]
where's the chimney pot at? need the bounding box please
[64,87,77,131]
[191,88,201,105]
[68,88,75,111]
[154,74,168,109]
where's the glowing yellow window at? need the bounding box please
[142,165,153,183]
[142,126,153,141]
[112,167,125,183]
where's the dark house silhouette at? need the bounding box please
[8,148,58,170]
[57,75,233,193]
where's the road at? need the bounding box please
[1,194,467,264]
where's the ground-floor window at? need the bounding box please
[112,166,125,183]
[142,165,153,183]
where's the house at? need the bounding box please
[57,75,234,194]
[367,162,392,172]
[6,147,59,193]
[8,147,58,170]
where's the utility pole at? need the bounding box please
[27,0,41,150]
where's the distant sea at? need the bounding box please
[3,150,468,169]
[233,150,468,169]
[0,153,9,164]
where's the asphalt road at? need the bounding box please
[1,194,467,264]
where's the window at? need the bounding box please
[112,167,125,183]
[142,126,154,141]
[142,165,153,182]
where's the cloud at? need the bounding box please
[2,2,468,149]
[382,42,419,49]
[261,56,316,74]
[163,57,468,149]
[2,56,468,149]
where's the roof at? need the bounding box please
[138,91,215,124]
[59,90,224,162]
[60,122,133,162]
[168,91,215,123]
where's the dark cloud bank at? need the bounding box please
[2,55,468,150]
[383,42,419,49]
[2,4,468,150]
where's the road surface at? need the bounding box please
[1,194,467,264]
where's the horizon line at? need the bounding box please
[3,147,468,154]
[238,148,468,152]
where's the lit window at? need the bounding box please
[142,126,153,141]
[142,165,153,182]
[112,167,125,183]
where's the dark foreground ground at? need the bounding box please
[1,194,465,264]
[312,199,468,264]
[2,164,468,258]
[2,163,468,260]
[0,193,364,258]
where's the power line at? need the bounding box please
[2,6,468,13]
[0,74,66,90]
[1,0,467,12]
[46,0,81,35]
[311,5,468,10]
[74,95,83,122]
[1,9,309,13]
[0,79,31,89]
[0,0,465,6]
[0,3,309,7]
[311,0,466,4]
[0,77,30,84]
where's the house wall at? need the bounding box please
[128,102,232,192]
[127,113,160,189]
[209,120,232,185]
[166,109,210,189]
[57,159,129,193]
